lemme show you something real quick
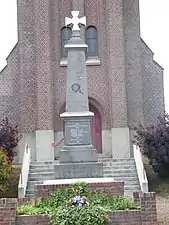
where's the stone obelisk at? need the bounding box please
[59,11,98,163]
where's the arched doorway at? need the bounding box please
[89,104,102,153]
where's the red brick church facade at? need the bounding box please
[0,0,164,163]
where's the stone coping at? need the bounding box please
[60,111,94,117]
[42,177,115,185]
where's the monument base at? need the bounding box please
[54,162,103,179]
[60,111,98,163]
[59,145,98,163]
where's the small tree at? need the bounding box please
[0,117,22,163]
[134,114,169,177]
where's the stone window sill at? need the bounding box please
[60,57,101,67]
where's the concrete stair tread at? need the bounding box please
[103,169,136,173]
[29,172,54,175]
[103,174,138,178]
[103,165,136,168]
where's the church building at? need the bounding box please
[0,0,164,163]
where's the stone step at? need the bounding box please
[27,182,42,188]
[28,176,54,181]
[103,163,136,167]
[124,190,134,199]
[26,186,35,192]
[103,174,138,179]
[29,168,54,173]
[27,180,43,185]
[98,157,134,161]
[103,168,136,173]
[30,161,54,165]
[104,161,135,164]
[26,190,34,195]
[98,159,114,162]
[103,164,136,169]
[30,165,54,169]
[124,185,140,191]
[112,176,139,181]
[103,171,137,176]
[28,172,54,178]
[103,163,135,168]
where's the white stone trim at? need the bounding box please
[60,111,94,117]
[18,143,31,198]
[133,145,148,192]
[60,58,68,66]
[42,177,114,185]
[65,44,88,48]
[86,57,101,65]
[60,57,101,67]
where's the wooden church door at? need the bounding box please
[89,105,102,153]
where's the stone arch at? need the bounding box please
[89,98,102,153]
[89,97,103,120]
[88,94,111,129]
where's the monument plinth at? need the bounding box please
[59,11,98,164]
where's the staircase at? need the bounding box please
[98,157,140,198]
[26,158,140,198]
[26,162,55,197]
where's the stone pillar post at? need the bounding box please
[0,198,17,224]
[123,0,144,126]
[33,0,54,161]
[106,0,130,158]
[134,192,157,225]
[123,0,144,156]
[17,0,36,161]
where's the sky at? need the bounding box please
[0,0,169,112]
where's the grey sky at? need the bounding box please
[0,0,168,112]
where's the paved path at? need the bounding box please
[157,196,169,224]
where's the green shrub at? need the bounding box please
[17,182,139,225]
[134,113,169,177]
[0,148,13,196]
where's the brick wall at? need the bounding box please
[134,192,157,225]
[0,192,157,225]
[107,211,141,225]
[15,215,50,225]
[15,212,142,225]
[140,39,164,127]
[34,181,124,199]
[0,198,17,225]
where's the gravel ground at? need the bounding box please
[157,196,169,224]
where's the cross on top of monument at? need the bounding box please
[65,11,86,31]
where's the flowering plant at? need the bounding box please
[69,189,90,207]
